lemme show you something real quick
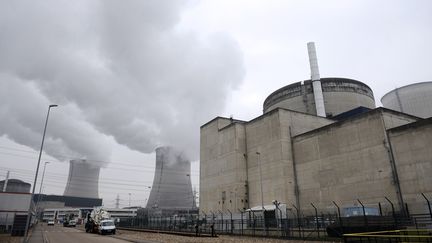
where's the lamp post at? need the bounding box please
[35,162,50,219]
[24,104,57,238]
[256,151,266,233]
[38,162,50,195]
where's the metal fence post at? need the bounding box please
[421,193,432,221]
[332,201,344,238]
[385,196,397,229]
[311,203,319,238]
[238,208,243,235]
[227,209,233,234]
[217,210,223,233]
[357,199,368,232]
[292,204,301,239]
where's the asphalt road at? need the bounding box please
[33,224,133,243]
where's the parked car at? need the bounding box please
[47,220,55,226]
[68,219,77,227]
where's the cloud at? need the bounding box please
[0,0,244,162]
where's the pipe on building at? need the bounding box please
[307,42,326,117]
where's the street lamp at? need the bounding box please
[35,162,50,219]
[38,162,50,195]
[256,151,267,233]
[24,104,58,238]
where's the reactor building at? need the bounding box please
[0,179,31,193]
[146,146,194,210]
[381,81,432,118]
[200,42,432,216]
[63,159,100,199]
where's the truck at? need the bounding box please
[85,207,116,235]
[63,213,76,227]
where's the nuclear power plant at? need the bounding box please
[146,147,194,211]
[63,159,100,199]
[200,42,432,216]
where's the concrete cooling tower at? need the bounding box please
[63,159,100,198]
[147,147,194,209]
[381,81,432,118]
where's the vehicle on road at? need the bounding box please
[67,219,76,227]
[98,219,116,235]
[47,220,55,226]
[85,207,116,235]
[63,213,77,227]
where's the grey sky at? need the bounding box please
[0,0,431,207]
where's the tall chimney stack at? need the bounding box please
[307,42,326,117]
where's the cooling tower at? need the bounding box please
[146,147,194,209]
[381,81,432,118]
[63,159,100,198]
[263,77,375,117]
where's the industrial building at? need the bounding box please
[147,146,195,213]
[200,43,432,217]
[0,179,33,235]
[381,81,432,118]
[42,207,137,223]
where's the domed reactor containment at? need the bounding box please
[63,159,100,198]
[0,179,31,193]
[263,42,376,117]
[147,146,194,210]
[263,78,376,117]
[381,81,432,118]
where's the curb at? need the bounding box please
[117,227,217,238]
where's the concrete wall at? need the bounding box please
[388,118,432,214]
[292,110,416,214]
[0,192,32,228]
[200,108,428,216]
[200,118,248,213]
[200,109,333,213]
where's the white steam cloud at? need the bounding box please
[0,0,244,164]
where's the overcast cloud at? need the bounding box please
[0,0,245,164]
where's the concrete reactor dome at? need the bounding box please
[381,81,432,118]
[146,146,194,210]
[63,159,100,199]
[0,179,31,193]
[263,77,375,117]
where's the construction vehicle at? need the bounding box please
[85,207,116,235]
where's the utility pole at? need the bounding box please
[115,194,120,209]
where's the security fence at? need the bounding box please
[119,196,432,241]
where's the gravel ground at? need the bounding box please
[114,230,340,243]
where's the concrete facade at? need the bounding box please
[200,108,431,215]
[200,109,334,213]
[388,118,432,213]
